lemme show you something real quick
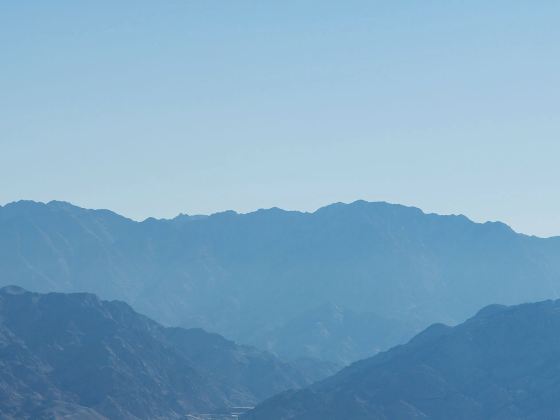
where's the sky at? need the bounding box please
[1,1,559,236]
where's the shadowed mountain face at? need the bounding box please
[2,200,560,364]
[250,303,412,366]
[0,286,335,420]
[246,299,560,420]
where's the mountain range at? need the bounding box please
[0,286,334,419]
[3,199,560,364]
[245,298,560,419]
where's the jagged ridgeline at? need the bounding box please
[245,299,560,419]
[0,286,336,419]
[2,200,560,365]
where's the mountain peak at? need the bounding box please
[47,200,81,210]
[474,303,509,318]
[247,298,560,419]
[0,198,556,366]
[0,289,335,419]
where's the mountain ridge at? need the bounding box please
[0,286,336,419]
[1,199,515,232]
[3,199,560,364]
[246,298,560,419]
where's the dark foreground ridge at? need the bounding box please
[245,299,560,420]
[0,286,336,419]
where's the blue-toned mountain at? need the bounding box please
[246,299,560,419]
[0,286,333,419]
[2,200,560,363]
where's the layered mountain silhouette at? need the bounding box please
[0,286,335,419]
[2,199,560,364]
[250,303,411,366]
[246,299,560,419]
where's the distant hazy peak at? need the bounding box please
[0,198,523,234]
[0,285,27,295]
[473,303,509,318]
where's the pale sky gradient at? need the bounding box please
[1,1,560,236]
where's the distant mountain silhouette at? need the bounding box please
[246,299,560,419]
[250,303,411,365]
[2,199,560,364]
[0,286,335,419]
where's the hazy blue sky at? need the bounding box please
[1,1,559,236]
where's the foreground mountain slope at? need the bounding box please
[246,299,560,420]
[3,200,560,363]
[0,286,333,420]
